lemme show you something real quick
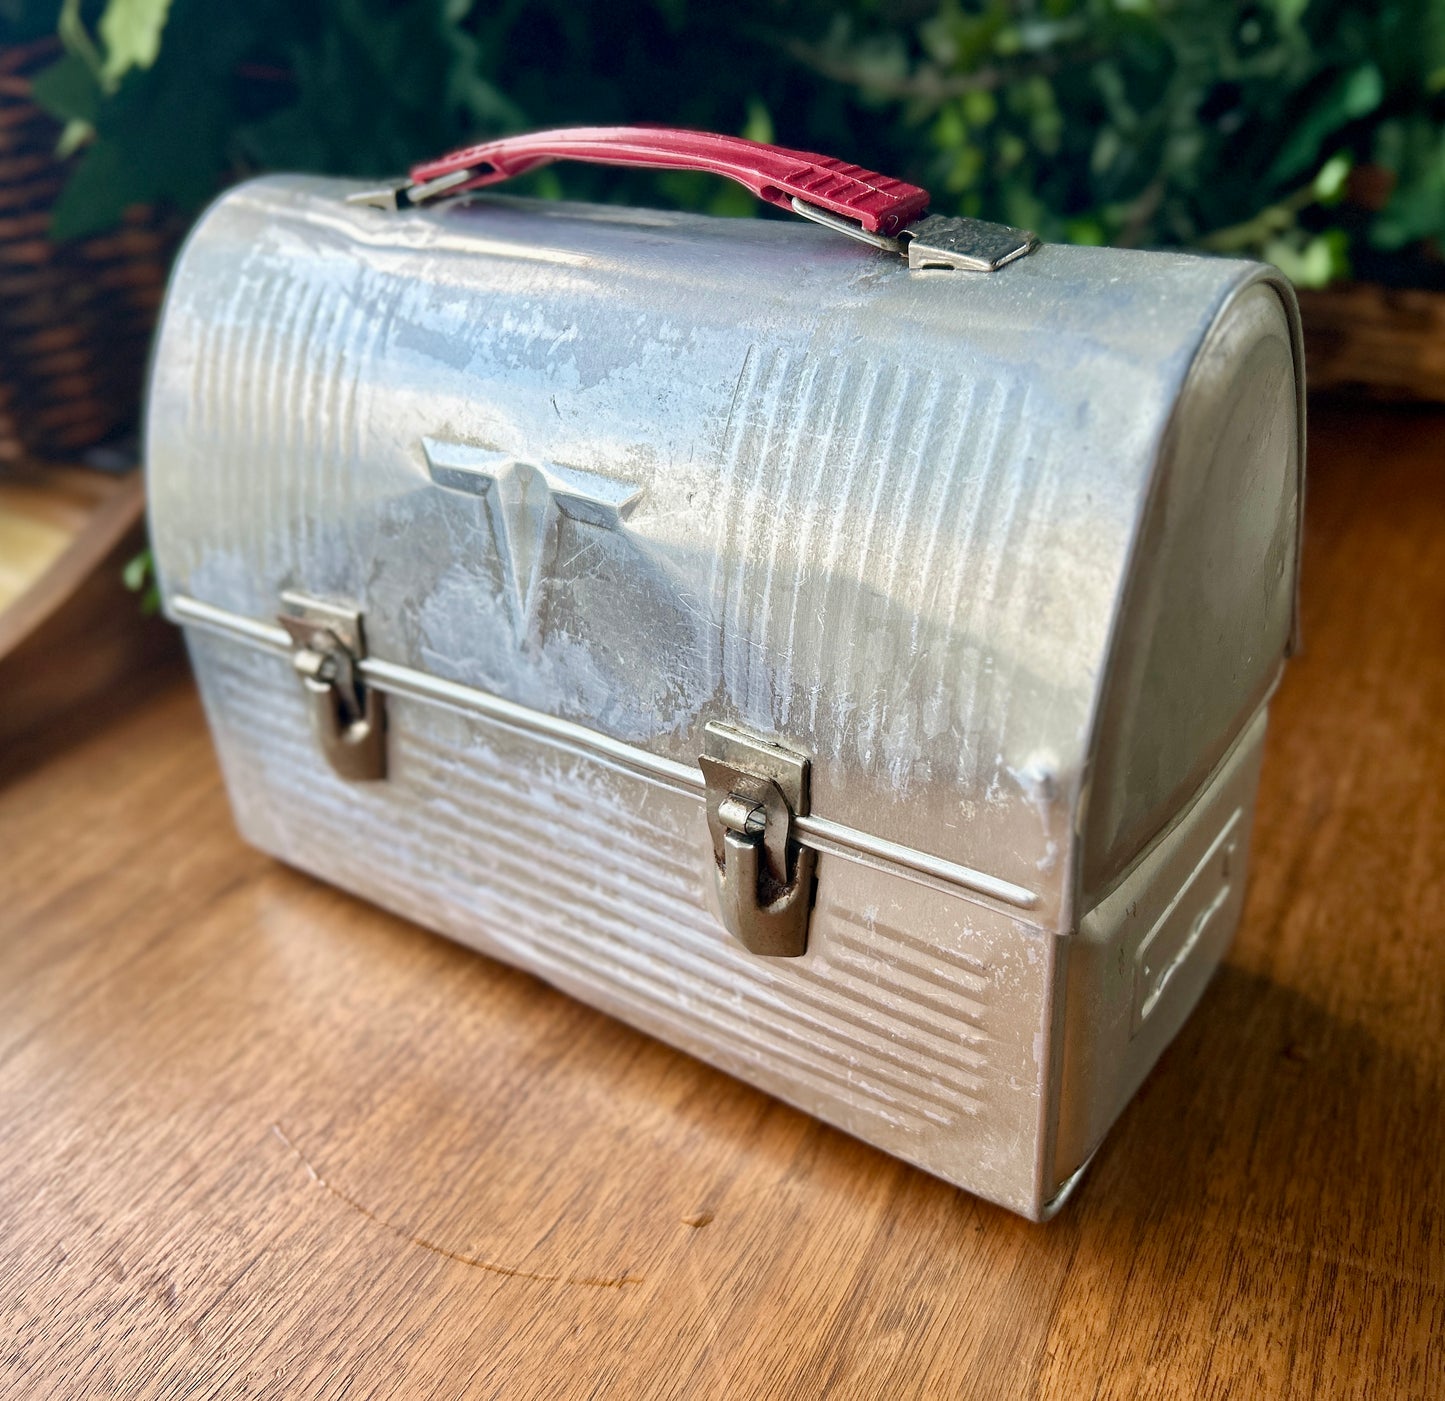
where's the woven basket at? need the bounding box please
[0,39,178,465]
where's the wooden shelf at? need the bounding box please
[0,464,176,760]
[0,465,142,659]
[1301,282,1445,402]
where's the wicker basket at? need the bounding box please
[0,39,178,465]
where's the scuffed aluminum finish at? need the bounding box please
[183,632,1054,1213]
[147,177,1302,1216]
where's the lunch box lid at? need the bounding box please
[147,141,1302,934]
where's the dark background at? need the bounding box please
[6,0,1444,286]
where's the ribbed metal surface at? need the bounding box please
[148,177,1278,927]
[710,345,1055,788]
[189,632,1052,1210]
[149,178,1301,1215]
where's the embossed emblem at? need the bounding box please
[423,437,642,628]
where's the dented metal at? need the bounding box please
[148,176,1303,1217]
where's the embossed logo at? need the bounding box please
[423,437,642,630]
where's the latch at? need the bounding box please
[698,723,816,957]
[278,592,386,782]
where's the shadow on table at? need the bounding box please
[1064,960,1441,1286]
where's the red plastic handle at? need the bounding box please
[408,126,930,236]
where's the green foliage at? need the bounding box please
[7,0,1444,286]
[122,547,158,614]
[787,0,1445,286]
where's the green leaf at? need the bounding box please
[1263,229,1350,288]
[742,97,774,147]
[48,137,149,237]
[1064,215,1107,245]
[1373,159,1445,249]
[98,0,174,86]
[56,118,94,158]
[122,549,151,593]
[1268,64,1384,185]
[1371,117,1445,250]
[57,0,105,81]
[1313,151,1352,203]
[29,54,104,125]
[1268,0,1310,30]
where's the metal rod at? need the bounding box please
[169,593,1040,912]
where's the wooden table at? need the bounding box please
[2,406,1442,1399]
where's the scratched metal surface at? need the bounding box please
[146,176,1295,929]
[185,632,1054,1215]
[147,178,1301,1215]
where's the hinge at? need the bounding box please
[278,592,386,782]
[698,723,817,957]
[790,199,1038,272]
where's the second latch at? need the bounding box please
[278,592,387,783]
[698,723,817,958]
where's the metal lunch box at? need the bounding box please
[146,128,1304,1218]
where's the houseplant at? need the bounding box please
[4,0,1444,415]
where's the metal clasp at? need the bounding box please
[278,593,386,782]
[698,723,816,957]
[790,198,1038,272]
[345,168,475,211]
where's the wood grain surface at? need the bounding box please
[0,467,176,763]
[1299,284,1445,403]
[1,405,1442,1399]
